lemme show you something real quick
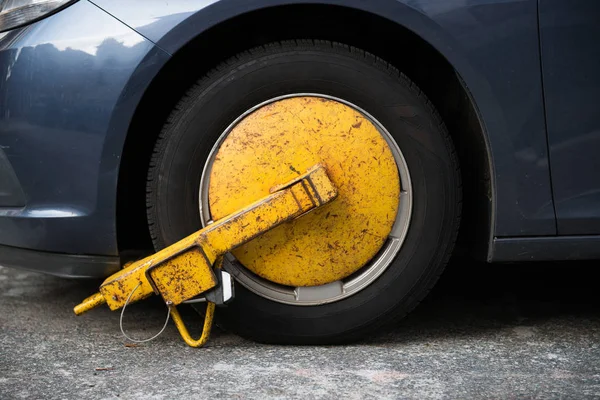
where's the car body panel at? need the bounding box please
[93,0,556,238]
[0,148,26,206]
[539,0,600,235]
[0,0,170,254]
[3,0,597,269]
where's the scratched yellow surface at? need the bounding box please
[74,165,337,314]
[209,96,401,286]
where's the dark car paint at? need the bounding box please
[0,0,598,274]
[94,0,557,239]
[0,148,26,206]
[0,1,170,254]
[539,0,600,235]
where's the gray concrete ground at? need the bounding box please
[1,259,599,399]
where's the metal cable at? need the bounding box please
[119,282,171,343]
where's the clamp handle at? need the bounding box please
[169,303,215,348]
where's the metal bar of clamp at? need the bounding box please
[73,164,338,348]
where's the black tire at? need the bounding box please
[146,40,461,344]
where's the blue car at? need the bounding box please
[1,0,599,344]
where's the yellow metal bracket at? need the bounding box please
[74,164,337,347]
[170,303,216,348]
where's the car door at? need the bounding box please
[539,0,600,234]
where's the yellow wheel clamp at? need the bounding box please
[74,164,337,347]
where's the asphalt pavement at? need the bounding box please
[1,259,599,399]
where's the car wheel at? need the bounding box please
[146,40,461,344]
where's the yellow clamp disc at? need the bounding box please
[208,96,400,287]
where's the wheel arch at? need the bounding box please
[115,3,494,260]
